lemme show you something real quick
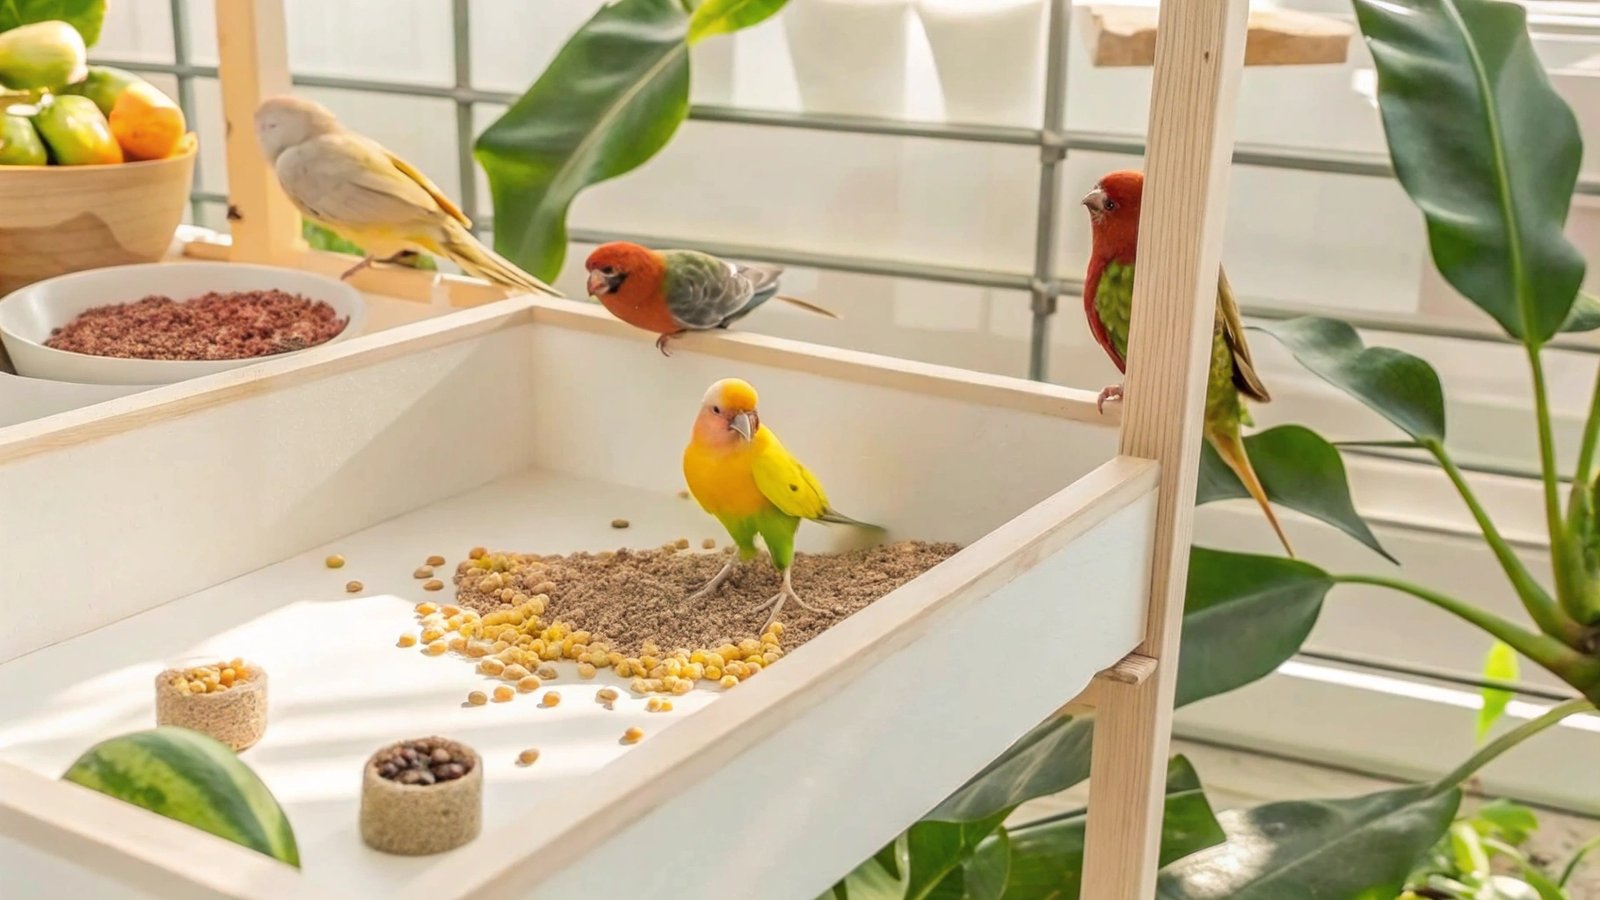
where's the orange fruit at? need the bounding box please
[108,82,186,161]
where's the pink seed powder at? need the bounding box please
[44,290,349,361]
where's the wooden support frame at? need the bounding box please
[1081,0,1251,896]
[0,0,1251,895]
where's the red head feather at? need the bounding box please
[1081,170,1145,372]
[584,241,678,335]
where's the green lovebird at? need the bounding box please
[1081,169,1293,556]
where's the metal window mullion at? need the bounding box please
[451,0,480,233]
[1028,0,1073,381]
[168,0,204,225]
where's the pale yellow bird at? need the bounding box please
[253,95,561,296]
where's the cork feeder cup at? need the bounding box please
[360,737,483,856]
[153,662,268,751]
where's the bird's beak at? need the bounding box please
[1082,187,1107,214]
[730,412,753,442]
[585,271,607,298]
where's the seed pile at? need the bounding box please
[166,658,254,695]
[400,541,958,694]
[45,290,347,360]
[373,738,474,786]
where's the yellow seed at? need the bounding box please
[702,538,717,549]
[541,691,561,707]
[425,641,448,656]
[415,601,438,615]
[467,690,487,706]
[631,678,650,693]
[588,650,609,667]
[345,580,363,593]
[517,675,542,693]
[647,697,663,712]
[661,675,680,691]
[611,519,630,529]
[480,658,505,676]
[427,555,446,567]
[500,664,528,682]
[325,554,345,569]
[671,679,692,696]
[449,636,468,653]
[398,633,418,647]
[761,633,780,647]
[492,640,510,653]
[413,566,433,579]
[674,538,690,550]
[517,748,540,766]
[720,675,738,689]
[763,650,782,665]
[189,679,207,693]
[745,659,762,675]
[768,622,785,637]
[596,687,619,703]
[423,579,444,592]
[494,685,514,702]
[469,546,487,559]
[578,663,597,679]
[660,699,674,711]
[442,605,461,617]
[622,726,644,744]
[738,639,760,654]
[717,644,738,662]
[705,665,722,680]
[537,664,558,680]
[421,627,444,643]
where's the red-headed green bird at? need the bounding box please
[1082,169,1293,556]
[585,242,839,355]
[682,377,882,629]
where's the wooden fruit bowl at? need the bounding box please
[0,140,196,298]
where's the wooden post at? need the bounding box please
[1079,0,1250,895]
[216,0,302,263]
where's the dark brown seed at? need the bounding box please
[430,747,451,764]
[43,290,348,361]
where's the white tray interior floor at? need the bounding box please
[0,466,798,891]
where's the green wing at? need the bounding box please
[751,430,830,520]
[1094,260,1136,362]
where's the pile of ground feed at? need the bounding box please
[452,542,961,656]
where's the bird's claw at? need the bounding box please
[748,580,823,631]
[1096,383,1123,414]
[655,332,683,357]
[686,560,736,602]
[339,255,375,282]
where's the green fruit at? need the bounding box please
[62,65,147,117]
[60,727,300,867]
[0,21,88,91]
[33,94,121,164]
[0,110,46,165]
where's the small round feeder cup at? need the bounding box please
[153,663,268,752]
[360,738,483,856]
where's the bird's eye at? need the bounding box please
[1104,199,1118,211]
[712,405,721,414]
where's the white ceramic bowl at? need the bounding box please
[0,262,366,385]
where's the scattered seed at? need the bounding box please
[702,538,716,549]
[469,547,487,560]
[541,691,561,708]
[674,538,690,550]
[493,685,514,702]
[536,664,558,680]
[345,580,363,593]
[467,691,487,706]
[325,554,345,569]
[720,675,738,689]
[622,726,644,744]
[577,662,597,679]
[596,687,619,703]
[415,601,438,615]
[423,579,444,592]
[425,641,447,656]
[677,490,690,499]
[413,566,433,579]
[517,748,540,766]
[517,675,541,693]
[426,555,446,567]
[611,519,630,529]
[397,633,417,648]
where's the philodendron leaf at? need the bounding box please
[907,810,1011,900]
[926,715,1095,824]
[1354,0,1584,346]
[477,0,692,282]
[1476,640,1519,742]
[999,756,1227,900]
[1178,548,1332,708]
[1563,292,1600,333]
[688,0,788,43]
[1155,784,1462,899]
[925,827,1010,900]
[827,833,912,900]
[1197,424,1396,562]
[0,0,105,45]
[1256,317,1446,444]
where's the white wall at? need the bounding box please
[92,0,1600,804]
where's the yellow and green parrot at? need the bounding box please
[682,377,882,628]
[1082,169,1293,556]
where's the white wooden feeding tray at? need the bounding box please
[0,0,1256,897]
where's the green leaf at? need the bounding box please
[1353,0,1585,346]
[926,715,1095,824]
[907,810,1011,900]
[1476,641,1520,742]
[1179,548,1332,708]
[1562,292,1600,334]
[925,827,1010,900]
[1197,425,1396,562]
[1450,820,1493,878]
[1155,784,1462,899]
[1471,798,1539,846]
[1256,317,1446,444]
[1559,834,1600,887]
[998,756,1225,900]
[476,0,691,283]
[687,0,787,43]
[0,0,105,45]
[830,834,912,900]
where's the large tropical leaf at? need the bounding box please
[907,811,1012,900]
[688,0,788,43]
[1179,548,1331,708]
[999,757,1226,900]
[1354,0,1584,346]
[1155,784,1462,899]
[926,827,1010,900]
[477,0,692,282]
[1256,318,1446,444]
[926,715,1095,824]
[828,835,913,900]
[1197,424,1395,562]
[0,0,104,45]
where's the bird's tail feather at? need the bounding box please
[436,223,564,298]
[1207,424,1293,557]
[816,508,885,531]
[774,294,840,319]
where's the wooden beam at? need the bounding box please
[1055,652,1159,714]
[216,0,302,264]
[1079,0,1251,894]
[1084,5,1352,67]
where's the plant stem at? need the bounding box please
[1332,574,1598,686]
[1574,361,1600,488]
[1427,697,1594,797]
[1559,834,1600,887]
[1429,441,1581,643]
[1530,347,1592,626]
